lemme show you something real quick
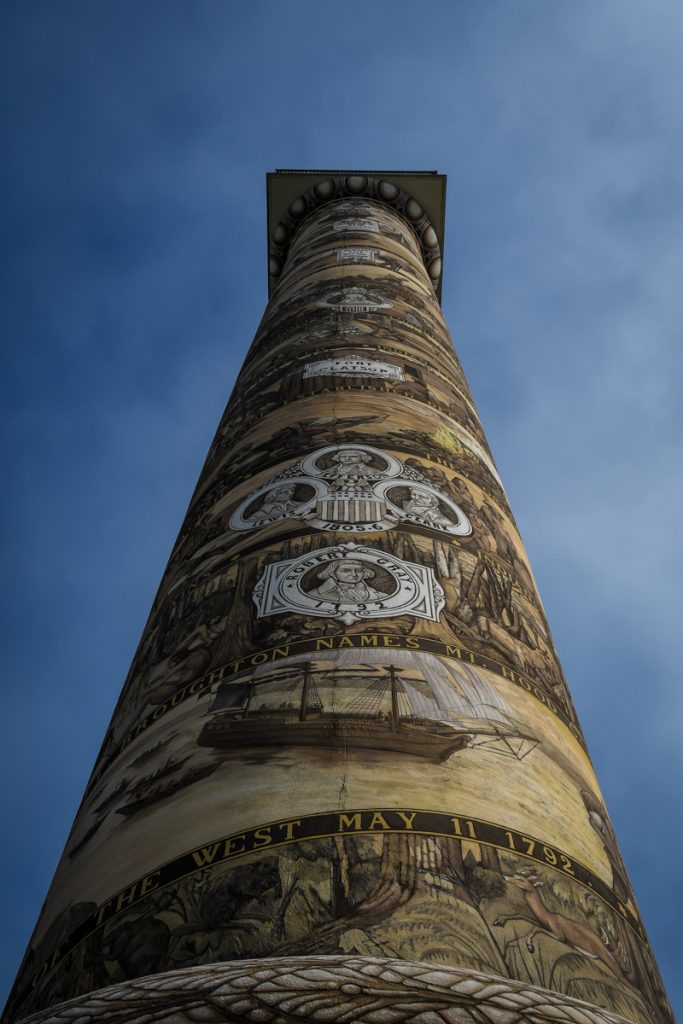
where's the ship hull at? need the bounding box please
[197,713,470,762]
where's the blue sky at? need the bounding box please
[1,0,682,1014]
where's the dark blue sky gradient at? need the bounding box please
[2,1,682,1013]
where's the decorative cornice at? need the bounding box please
[17,956,638,1024]
[268,175,443,292]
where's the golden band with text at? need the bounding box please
[15,807,649,1010]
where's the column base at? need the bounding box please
[17,956,636,1024]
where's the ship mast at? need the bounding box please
[389,665,400,727]
[299,663,311,722]
[244,681,254,718]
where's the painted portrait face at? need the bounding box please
[334,450,368,465]
[332,561,369,584]
[409,488,435,505]
[270,484,296,501]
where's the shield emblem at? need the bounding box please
[318,498,386,524]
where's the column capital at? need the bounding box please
[267,170,446,298]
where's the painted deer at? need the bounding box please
[493,873,639,994]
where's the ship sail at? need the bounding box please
[202,650,537,761]
[329,648,512,723]
[209,663,323,717]
[433,660,513,723]
[329,648,537,759]
[210,681,252,712]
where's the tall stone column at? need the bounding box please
[4,172,672,1024]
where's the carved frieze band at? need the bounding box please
[91,632,582,781]
[14,807,645,1013]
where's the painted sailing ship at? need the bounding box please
[127,755,192,793]
[197,661,538,763]
[115,761,218,817]
[92,777,131,815]
[126,736,172,769]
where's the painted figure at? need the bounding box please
[325,449,383,493]
[307,559,391,604]
[247,484,300,522]
[401,487,454,527]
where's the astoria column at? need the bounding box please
[5,172,672,1024]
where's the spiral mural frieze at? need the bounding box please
[3,175,672,1024]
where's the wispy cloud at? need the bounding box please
[1,0,681,1011]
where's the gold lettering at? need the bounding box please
[95,899,113,927]
[445,645,462,658]
[404,637,420,649]
[396,811,417,829]
[272,645,290,659]
[278,819,301,840]
[140,872,160,896]
[226,834,246,856]
[339,813,363,831]
[253,826,273,848]
[381,636,399,647]
[250,652,269,665]
[115,884,138,912]
[368,812,390,830]
[359,635,378,647]
[451,817,477,838]
[191,843,222,867]
[316,638,334,650]
[338,636,355,647]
